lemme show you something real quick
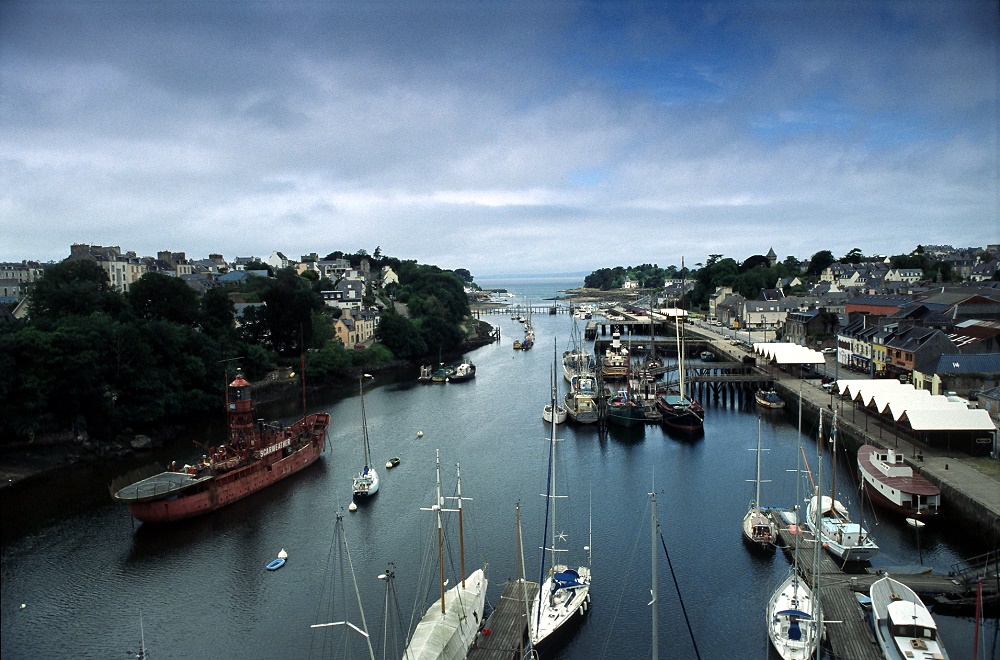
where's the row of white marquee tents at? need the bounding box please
[751,342,994,433]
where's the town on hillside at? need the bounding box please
[2,242,999,426]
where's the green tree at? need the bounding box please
[199,288,236,339]
[128,272,200,325]
[806,250,835,276]
[28,259,123,324]
[376,312,428,359]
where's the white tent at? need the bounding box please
[900,407,995,432]
[753,342,825,365]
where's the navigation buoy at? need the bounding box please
[416,431,423,438]
[348,501,358,512]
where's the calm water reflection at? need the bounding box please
[2,311,997,659]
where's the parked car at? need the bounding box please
[821,347,836,354]
[354,343,366,349]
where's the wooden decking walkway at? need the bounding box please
[768,511,995,659]
[467,579,539,660]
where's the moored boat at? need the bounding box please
[806,412,879,562]
[755,388,785,409]
[530,386,591,650]
[352,374,379,499]
[742,418,776,554]
[448,360,476,382]
[403,451,487,660]
[767,569,819,659]
[543,402,568,424]
[606,386,647,428]
[564,374,599,424]
[656,392,704,433]
[600,332,629,380]
[112,371,329,524]
[870,576,949,660]
[857,444,941,521]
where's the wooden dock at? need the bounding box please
[768,511,994,659]
[467,579,539,660]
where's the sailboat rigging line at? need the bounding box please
[658,531,702,660]
[597,498,651,660]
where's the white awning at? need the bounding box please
[753,342,825,365]
[901,407,996,432]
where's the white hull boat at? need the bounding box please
[870,576,949,660]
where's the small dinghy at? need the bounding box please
[267,549,288,570]
[386,457,400,469]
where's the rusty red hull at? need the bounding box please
[124,413,329,524]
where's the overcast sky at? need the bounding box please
[2,1,997,278]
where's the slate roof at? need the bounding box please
[932,353,1000,375]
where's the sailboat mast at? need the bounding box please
[360,375,371,468]
[435,449,446,614]
[456,462,466,588]
[755,418,763,508]
[830,410,838,517]
[678,258,686,400]
[651,490,659,660]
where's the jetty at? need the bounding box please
[769,512,998,659]
[467,579,539,660]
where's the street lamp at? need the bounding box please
[762,314,767,344]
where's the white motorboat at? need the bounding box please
[870,576,949,660]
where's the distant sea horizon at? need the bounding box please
[475,273,586,301]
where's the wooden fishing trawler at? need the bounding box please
[112,371,330,524]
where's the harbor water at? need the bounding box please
[2,278,997,659]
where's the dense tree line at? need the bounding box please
[0,254,473,446]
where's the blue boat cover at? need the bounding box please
[553,570,582,589]
[788,621,801,641]
[775,609,812,619]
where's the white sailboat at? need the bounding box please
[403,450,487,660]
[742,417,776,553]
[529,386,591,649]
[543,340,567,424]
[352,374,379,498]
[767,386,821,659]
[805,410,879,562]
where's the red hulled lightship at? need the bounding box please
[113,373,330,523]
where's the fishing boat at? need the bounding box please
[111,369,330,524]
[529,386,592,649]
[448,360,476,383]
[857,444,941,521]
[353,375,379,499]
[563,321,594,382]
[418,365,433,383]
[742,418,776,553]
[600,332,629,380]
[564,374,600,424]
[755,388,785,409]
[870,576,949,660]
[607,385,647,428]
[431,364,455,383]
[805,411,879,563]
[403,451,487,660]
